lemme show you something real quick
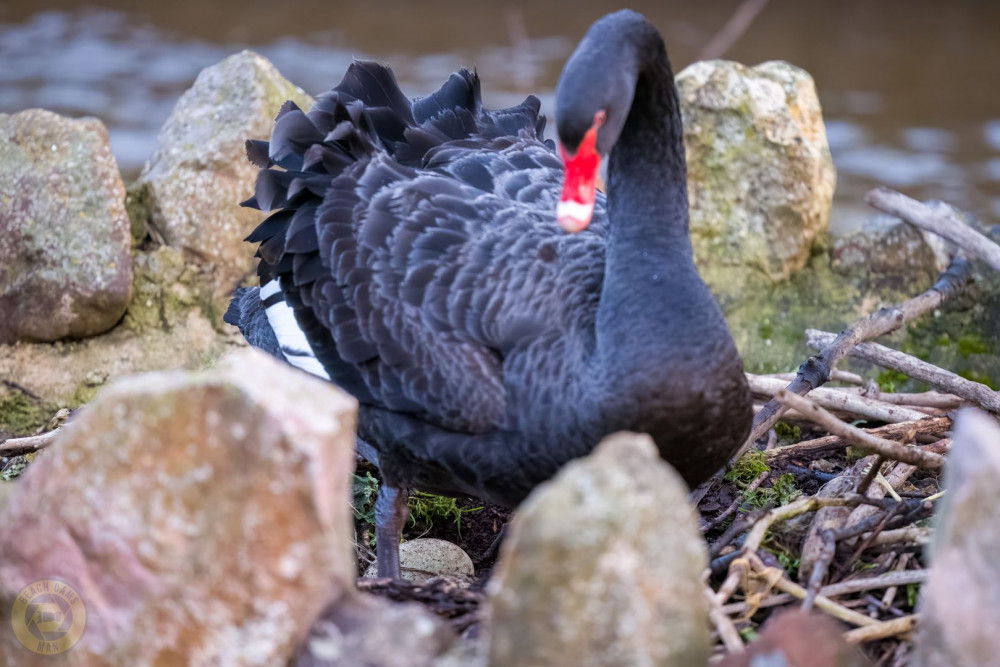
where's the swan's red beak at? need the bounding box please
[558,111,604,233]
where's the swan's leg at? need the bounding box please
[374,484,409,579]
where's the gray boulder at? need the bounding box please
[0,109,132,343]
[487,432,709,667]
[128,51,313,295]
[916,409,1000,667]
[678,60,836,286]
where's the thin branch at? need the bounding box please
[737,256,971,459]
[706,586,744,653]
[747,374,928,423]
[764,416,951,464]
[807,330,1000,414]
[774,391,947,469]
[843,615,918,644]
[865,187,1000,272]
[0,428,62,455]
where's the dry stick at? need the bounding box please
[0,428,62,455]
[721,569,927,615]
[705,587,744,654]
[764,416,951,464]
[866,186,1000,273]
[863,391,966,410]
[747,555,878,627]
[843,615,918,644]
[807,330,1000,414]
[764,369,865,385]
[747,374,928,423]
[870,526,931,547]
[881,554,913,611]
[736,257,971,460]
[705,470,769,532]
[774,391,947,470]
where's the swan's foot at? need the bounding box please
[374,484,410,579]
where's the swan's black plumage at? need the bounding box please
[227,11,752,529]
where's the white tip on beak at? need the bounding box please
[557,199,594,233]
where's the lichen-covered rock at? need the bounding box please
[0,109,132,343]
[295,592,455,667]
[678,60,836,286]
[916,409,1000,667]
[128,51,313,294]
[363,538,475,584]
[0,349,357,666]
[487,432,709,667]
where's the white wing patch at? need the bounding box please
[261,281,332,381]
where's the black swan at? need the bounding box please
[225,10,752,577]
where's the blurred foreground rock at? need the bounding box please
[363,538,475,584]
[916,409,1000,667]
[295,592,454,667]
[0,349,357,666]
[678,60,835,287]
[0,109,131,343]
[128,50,313,295]
[718,610,867,667]
[487,432,709,667]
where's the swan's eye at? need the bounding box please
[557,114,603,233]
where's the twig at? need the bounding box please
[865,187,1000,272]
[869,526,931,547]
[774,391,947,469]
[863,391,966,410]
[0,428,62,455]
[881,554,912,611]
[737,256,971,459]
[747,555,878,627]
[764,416,951,464]
[747,374,928,423]
[806,330,1000,414]
[705,470,769,531]
[843,614,918,644]
[706,586,744,653]
[699,0,771,60]
[764,370,865,385]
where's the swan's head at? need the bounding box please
[557,110,604,233]
[554,11,640,233]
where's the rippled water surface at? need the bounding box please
[3,0,1000,232]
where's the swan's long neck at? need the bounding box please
[592,29,722,386]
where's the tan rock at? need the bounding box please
[0,109,132,343]
[678,60,836,284]
[363,538,475,584]
[916,409,1000,667]
[128,51,313,295]
[0,348,357,666]
[487,432,709,667]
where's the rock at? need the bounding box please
[487,432,709,667]
[0,348,357,665]
[0,109,132,343]
[831,210,951,294]
[363,538,475,584]
[717,610,867,667]
[916,409,1000,667]
[295,592,454,667]
[678,60,836,285]
[128,51,313,295]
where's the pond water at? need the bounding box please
[2,0,1000,233]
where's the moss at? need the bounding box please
[124,181,154,243]
[774,421,802,445]
[743,473,801,510]
[0,452,36,480]
[957,335,991,357]
[876,369,910,393]
[408,491,483,537]
[725,450,770,485]
[0,391,55,436]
